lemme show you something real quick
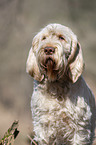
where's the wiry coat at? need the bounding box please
[26,24,95,145]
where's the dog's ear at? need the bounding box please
[26,47,44,82]
[68,42,84,83]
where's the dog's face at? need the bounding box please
[26,24,84,82]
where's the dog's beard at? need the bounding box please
[39,56,65,82]
[45,58,57,81]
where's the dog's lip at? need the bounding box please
[45,57,53,65]
[40,57,57,71]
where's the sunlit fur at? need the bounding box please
[26,24,95,145]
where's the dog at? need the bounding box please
[26,23,95,145]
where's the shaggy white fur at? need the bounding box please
[26,24,95,145]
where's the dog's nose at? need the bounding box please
[44,47,55,55]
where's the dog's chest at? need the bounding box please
[31,87,91,144]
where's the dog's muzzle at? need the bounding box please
[43,46,56,71]
[39,46,64,81]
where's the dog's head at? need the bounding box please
[26,24,84,83]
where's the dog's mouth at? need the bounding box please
[39,56,65,81]
[40,57,59,81]
[45,57,56,71]
[40,57,56,70]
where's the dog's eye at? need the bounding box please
[58,35,65,40]
[42,36,46,40]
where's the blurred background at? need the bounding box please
[0,0,96,144]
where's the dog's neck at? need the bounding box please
[34,76,71,99]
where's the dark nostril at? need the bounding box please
[49,48,53,53]
[44,47,55,55]
[44,49,48,53]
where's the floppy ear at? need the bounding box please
[68,42,84,83]
[26,47,44,82]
